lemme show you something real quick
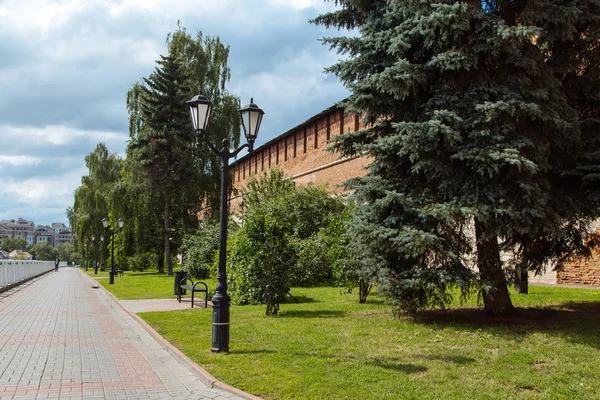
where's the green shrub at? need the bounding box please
[293,234,331,286]
[228,168,347,314]
[182,221,220,279]
[129,252,153,271]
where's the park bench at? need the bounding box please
[177,278,208,308]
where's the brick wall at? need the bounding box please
[230,106,369,212]
[558,251,600,286]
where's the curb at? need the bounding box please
[81,270,262,400]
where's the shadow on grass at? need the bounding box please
[127,271,169,277]
[368,358,427,374]
[423,355,476,365]
[229,349,278,355]
[412,301,600,349]
[278,310,347,318]
[287,351,428,375]
[284,295,318,304]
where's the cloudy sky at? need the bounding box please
[0,0,349,227]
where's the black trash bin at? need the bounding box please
[174,271,188,295]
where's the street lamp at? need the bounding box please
[188,95,264,352]
[102,217,124,284]
[92,234,104,275]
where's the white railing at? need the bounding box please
[0,260,54,289]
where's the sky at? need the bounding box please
[0,0,350,227]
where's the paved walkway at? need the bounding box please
[0,268,242,400]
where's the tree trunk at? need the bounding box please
[358,278,372,303]
[164,194,173,276]
[514,262,529,294]
[157,245,165,273]
[475,220,515,315]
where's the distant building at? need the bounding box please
[0,218,36,245]
[34,225,53,245]
[0,219,73,247]
[51,223,73,247]
[0,223,9,241]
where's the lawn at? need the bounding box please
[131,285,600,400]
[85,268,217,299]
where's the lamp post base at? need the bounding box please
[210,292,230,353]
[109,271,115,285]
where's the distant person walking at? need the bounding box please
[55,257,60,272]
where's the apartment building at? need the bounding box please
[0,219,72,247]
[0,218,36,245]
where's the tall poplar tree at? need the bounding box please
[313,0,600,314]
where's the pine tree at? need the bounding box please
[127,45,193,275]
[314,0,600,314]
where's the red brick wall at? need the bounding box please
[230,106,369,212]
[558,251,600,286]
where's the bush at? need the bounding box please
[182,221,220,279]
[228,168,347,314]
[129,252,153,271]
[293,234,331,286]
[229,197,297,314]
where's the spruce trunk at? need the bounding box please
[157,244,165,273]
[514,263,529,294]
[164,194,173,276]
[475,220,515,315]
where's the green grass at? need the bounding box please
[134,286,600,400]
[90,271,600,399]
[85,268,217,299]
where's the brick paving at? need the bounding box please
[0,268,242,400]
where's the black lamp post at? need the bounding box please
[188,94,264,353]
[92,234,104,275]
[102,217,124,284]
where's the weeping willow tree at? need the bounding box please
[69,143,122,271]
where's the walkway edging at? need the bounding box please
[79,270,262,400]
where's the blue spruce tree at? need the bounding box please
[314,0,600,314]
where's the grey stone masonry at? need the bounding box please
[0,268,243,400]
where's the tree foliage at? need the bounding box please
[313,0,600,314]
[125,23,241,275]
[29,242,57,261]
[57,242,76,265]
[1,238,28,253]
[228,168,346,315]
[69,143,122,272]
[182,220,220,279]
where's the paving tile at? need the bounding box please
[0,269,245,399]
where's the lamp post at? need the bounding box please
[188,95,264,353]
[92,234,104,275]
[102,217,124,284]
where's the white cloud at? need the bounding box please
[2,170,82,205]
[0,0,348,226]
[0,125,126,146]
[0,155,42,166]
[0,0,87,34]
